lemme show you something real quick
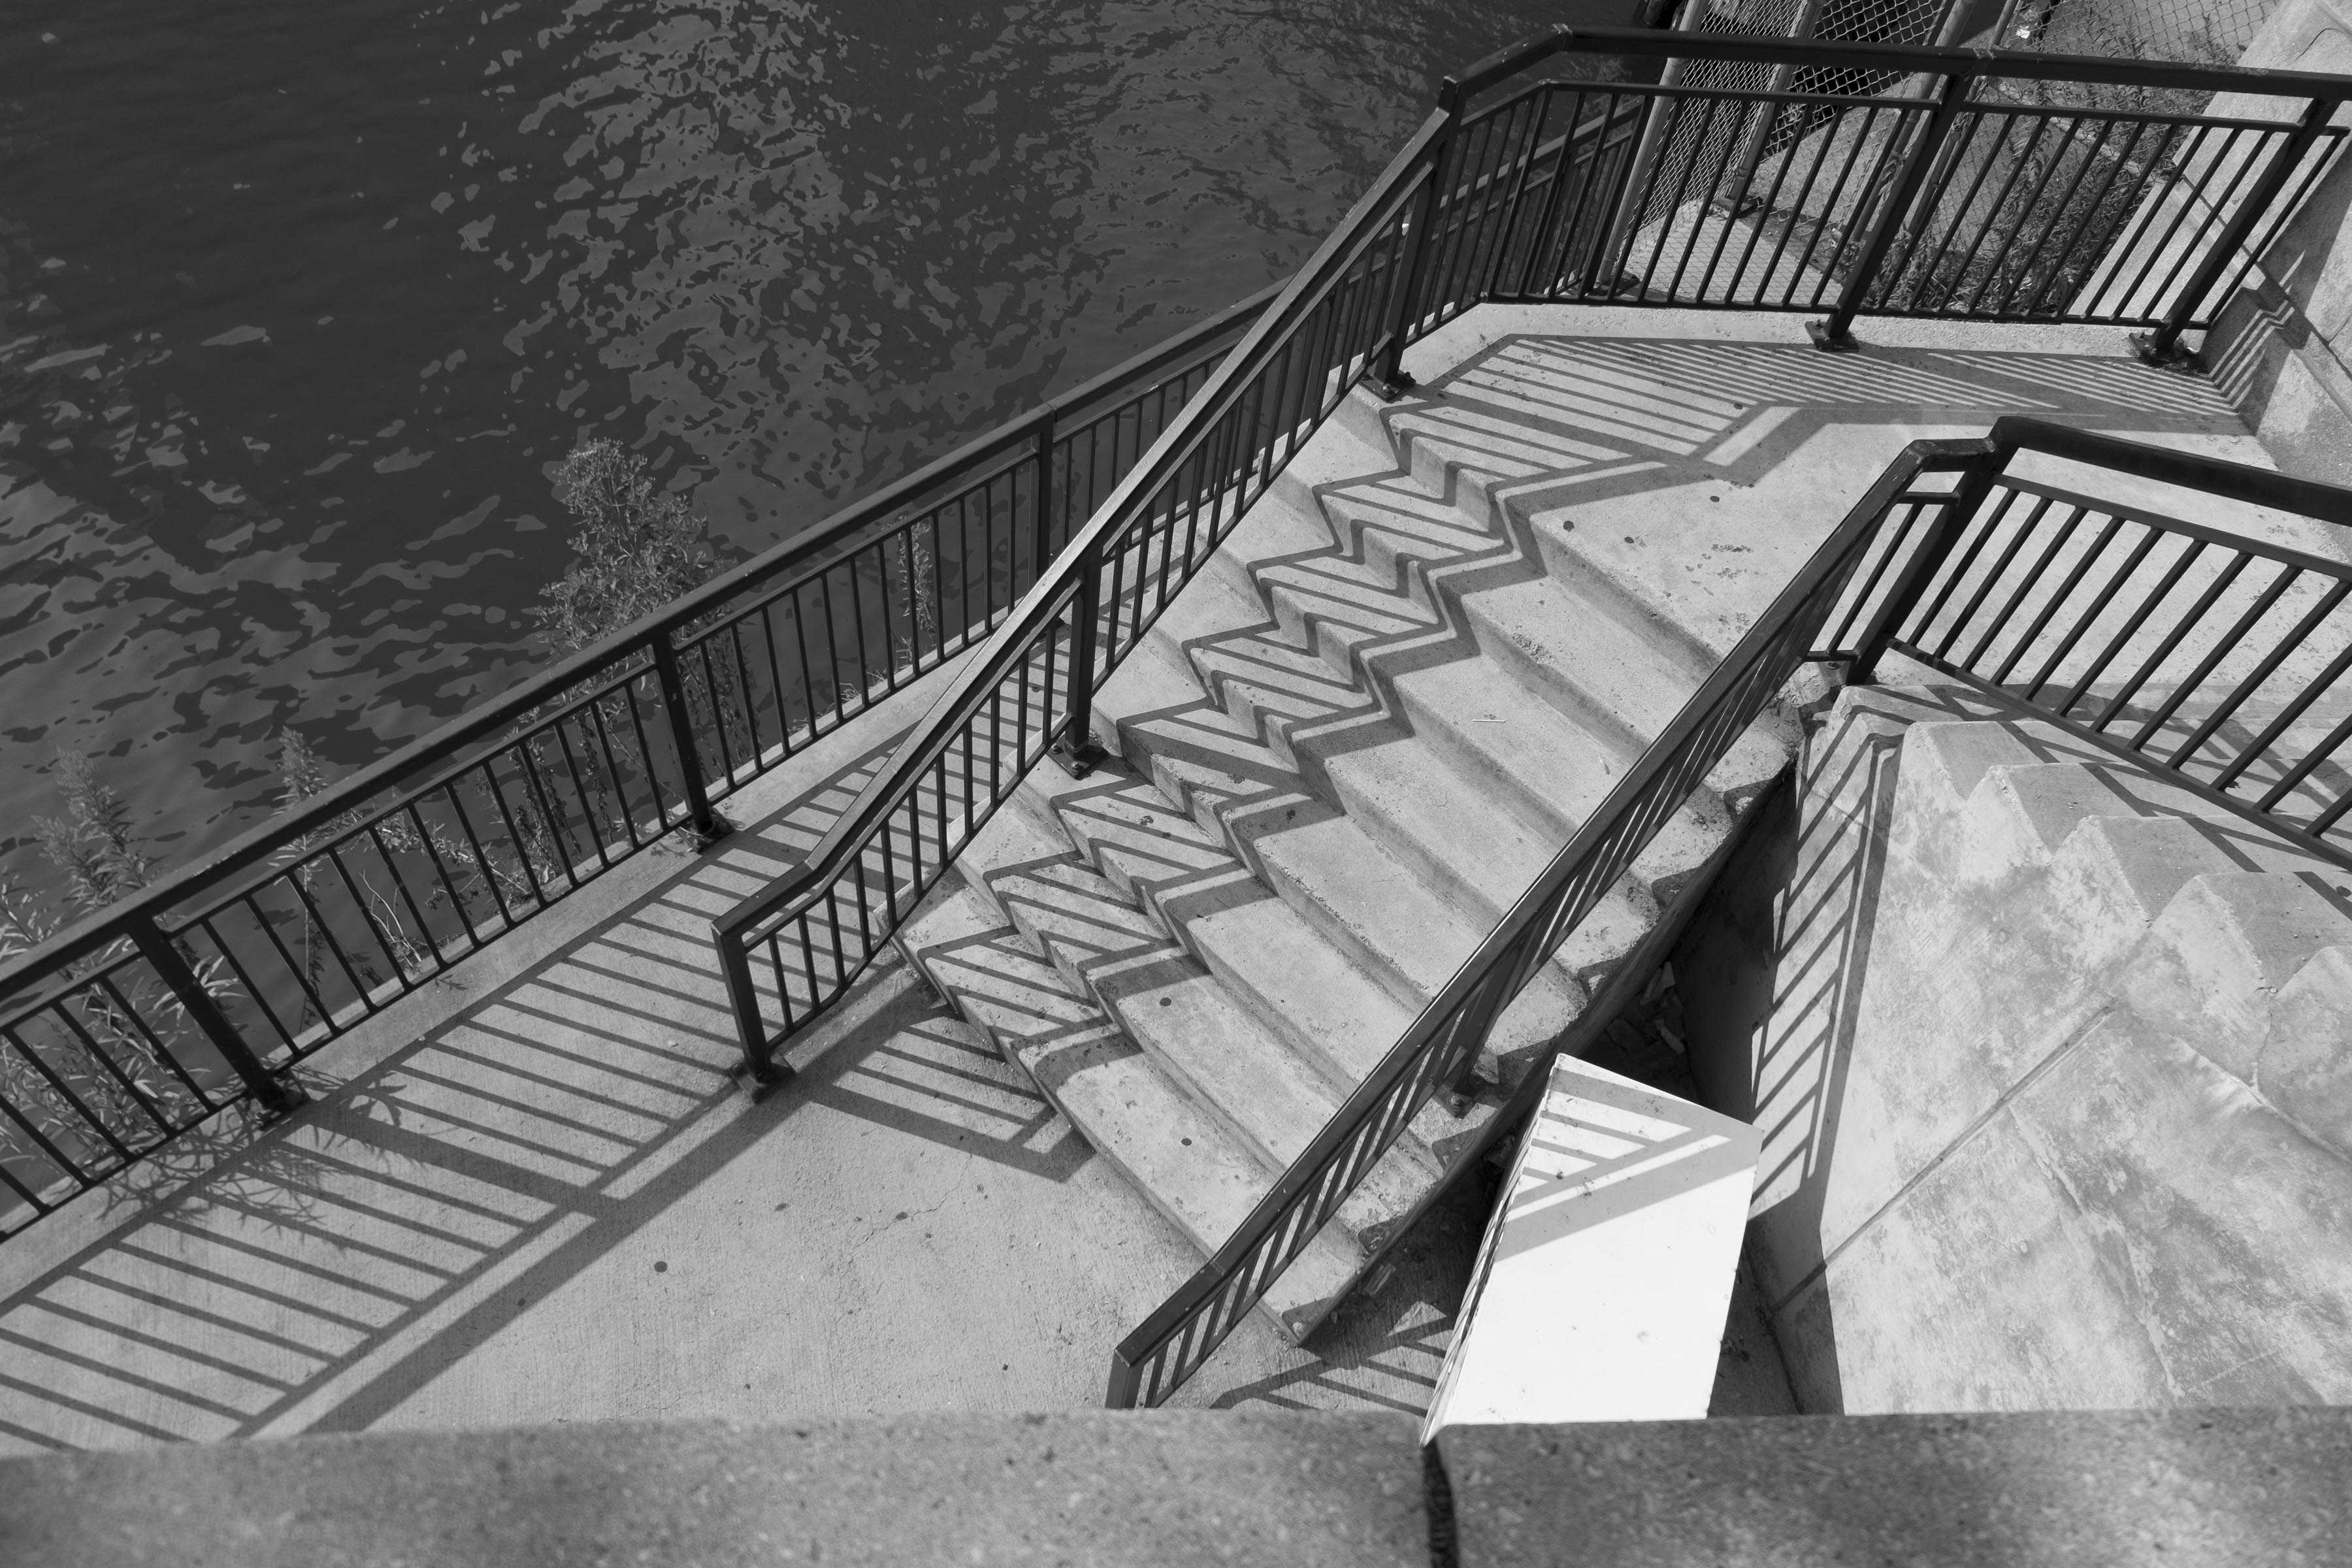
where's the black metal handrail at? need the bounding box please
[1105,416,2352,1405]
[681,28,2352,1401]
[707,111,1448,1080]
[0,287,1273,1237]
[710,29,2352,1083]
[1388,30,2344,358]
[1842,418,2352,865]
[10,21,2347,1266]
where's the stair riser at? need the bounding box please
[985,860,1446,1242]
[1076,837,1379,1094]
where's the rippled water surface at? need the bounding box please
[0,0,1570,889]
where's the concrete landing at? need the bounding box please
[0,664,1489,1454]
[1399,306,2298,663]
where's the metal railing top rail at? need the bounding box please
[708,110,1452,964]
[1972,417,2352,529]
[0,286,1276,1004]
[1454,25,2352,103]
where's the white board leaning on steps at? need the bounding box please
[1421,1055,1761,1441]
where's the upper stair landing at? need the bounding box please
[1399,306,2281,662]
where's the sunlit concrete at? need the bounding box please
[0,300,2298,1452]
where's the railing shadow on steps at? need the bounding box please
[1107,414,2352,1405]
[693,32,2352,1405]
[0,287,1277,1241]
[5,13,2347,1336]
[708,21,2352,1096]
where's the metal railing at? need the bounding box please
[0,288,1273,1237]
[1386,29,2347,360]
[1842,420,2352,860]
[685,29,2352,1400]
[708,122,1438,1079]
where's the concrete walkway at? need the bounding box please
[0,664,1505,1454]
[0,304,2298,1453]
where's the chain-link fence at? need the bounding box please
[1643,0,1955,227]
[2002,0,2275,67]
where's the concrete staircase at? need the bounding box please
[1859,680,2352,1128]
[1741,678,2352,1411]
[884,362,1800,1346]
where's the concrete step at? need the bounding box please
[898,874,1365,1344]
[1103,524,1756,1019]
[2116,870,2352,1086]
[982,855,1443,1258]
[890,357,1810,1360]
[2266,945,2352,1162]
[1090,605,1595,1068]
[1049,777,1533,1145]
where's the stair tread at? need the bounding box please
[1053,777,1424,1089]
[905,887,1364,1339]
[987,858,1443,1232]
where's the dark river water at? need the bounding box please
[0,0,1569,896]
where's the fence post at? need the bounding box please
[715,927,787,1095]
[2133,95,2340,367]
[651,632,729,845]
[1845,451,2005,684]
[127,917,308,1115]
[1030,406,1060,588]
[1049,540,1107,778]
[1809,69,1972,351]
[1369,79,1464,400]
[1103,1350,1143,1409]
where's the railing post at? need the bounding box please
[1809,69,1973,352]
[127,917,308,1116]
[1845,451,2004,684]
[1049,540,1107,777]
[651,632,730,845]
[1104,1350,1143,1409]
[1369,80,1464,401]
[715,925,787,1096]
[1030,407,1060,588]
[2134,94,2341,367]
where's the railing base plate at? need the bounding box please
[1806,319,1859,353]
[2129,331,2202,372]
[1367,368,1419,402]
[255,1077,312,1121]
[731,1058,791,1103]
[665,811,737,855]
[1049,734,1107,779]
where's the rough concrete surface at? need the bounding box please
[1439,1407,2352,1568]
[0,655,1491,1452]
[1688,676,2352,1415]
[0,303,2295,1448]
[0,1411,1429,1568]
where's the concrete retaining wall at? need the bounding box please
[7,1407,2351,1566]
[2201,0,2352,489]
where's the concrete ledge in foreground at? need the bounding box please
[1438,1407,2352,1568]
[0,1411,1428,1568]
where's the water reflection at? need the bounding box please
[0,0,1565,890]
